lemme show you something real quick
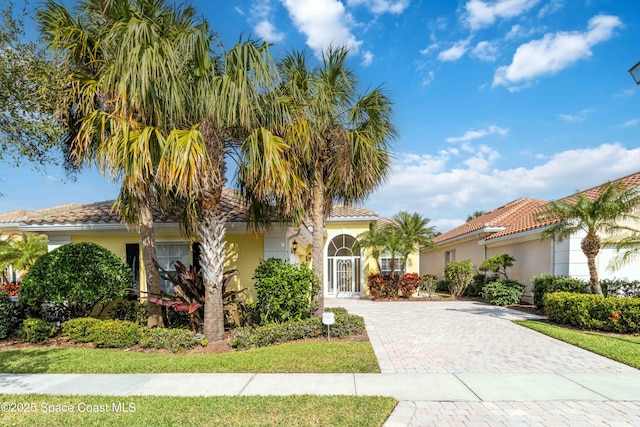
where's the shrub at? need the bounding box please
[108,300,149,326]
[444,260,474,297]
[544,292,640,334]
[465,273,487,297]
[20,242,134,319]
[478,254,516,280]
[532,274,591,309]
[21,318,56,343]
[483,280,525,306]
[140,328,207,353]
[61,317,102,343]
[231,313,365,350]
[436,279,449,292]
[0,292,20,339]
[420,274,438,294]
[601,278,640,298]
[398,273,421,298]
[250,258,320,325]
[88,319,141,348]
[367,273,400,299]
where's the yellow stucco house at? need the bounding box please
[0,188,419,299]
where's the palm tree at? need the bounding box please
[0,233,48,272]
[263,47,396,314]
[466,211,487,222]
[538,181,640,296]
[38,0,212,327]
[356,222,387,272]
[390,211,438,272]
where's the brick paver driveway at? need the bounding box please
[328,298,640,426]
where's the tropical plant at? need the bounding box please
[356,222,387,271]
[19,242,133,318]
[21,318,56,343]
[0,291,20,339]
[538,181,640,296]
[0,232,48,272]
[250,258,319,325]
[466,211,487,222]
[483,279,524,306]
[37,0,213,328]
[389,211,438,271]
[243,47,396,315]
[478,254,515,280]
[444,259,474,297]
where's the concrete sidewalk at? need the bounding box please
[2,371,640,402]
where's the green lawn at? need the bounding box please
[515,320,640,369]
[0,394,397,426]
[0,341,380,374]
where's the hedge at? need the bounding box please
[532,274,591,309]
[544,291,640,333]
[231,311,366,350]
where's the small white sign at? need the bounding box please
[322,312,335,325]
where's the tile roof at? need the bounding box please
[434,171,640,244]
[0,188,248,226]
[0,190,378,228]
[433,198,547,243]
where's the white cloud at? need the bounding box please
[464,0,540,30]
[615,89,635,98]
[420,42,440,55]
[471,41,498,62]
[46,175,59,182]
[347,0,410,14]
[255,20,285,42]
[622,117,640,127]
[365,143,640,231]
[556,108,594,122]
[494,14,622,88]
[421,71,435,86]
[505,24,541,40]
[438,39,470,62]
[446,125,508,143]
[538,0,564,17]
[361,50,374,66]
[282,0,362,55]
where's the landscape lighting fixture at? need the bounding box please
[629,61,640,85]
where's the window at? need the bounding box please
[379,253,404,275]
[157,243,191,294]
[444,250,456,266]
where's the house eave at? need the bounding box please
[326,216,378,223]
[479,225,552,245]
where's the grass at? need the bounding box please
[0,341,380,374]
[515,320,640,369]
[0,394,397,426]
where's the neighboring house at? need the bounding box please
[421,172,640,302]
[0,188,418,299]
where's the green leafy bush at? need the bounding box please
[250,258,320,325]
[601,278,640,298]
[398,273,421,298]
[436,279,449,292]
[20,242,134,319]
[61,317,102,343]
[0,292,20,339]
[108,299,149,326]
[544,292,640,333]
[465,273,487,297]
[420,274,438,294]
[21,318,55,343]
[444,260,474,297]
[532,274,591,309]
[140,328,207,353]
[483,280,525,306]
[88,319,141,348]
[231,313,366,349]
[478,254,516,279]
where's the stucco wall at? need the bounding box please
[420,237,485,279]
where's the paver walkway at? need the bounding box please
[328,298,640,426]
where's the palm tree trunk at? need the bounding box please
[140,201,163,328]
[586,254,603,296]
[199,194,226,341]
[199,120,226,342]
[311,165,325,316]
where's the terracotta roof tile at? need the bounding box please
[329,204,378,218]
[0,188,248,226]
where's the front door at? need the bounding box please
[326,234,362,298]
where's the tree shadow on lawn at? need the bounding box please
[0,347,67,374]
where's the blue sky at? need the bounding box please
[2,0,640,232]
